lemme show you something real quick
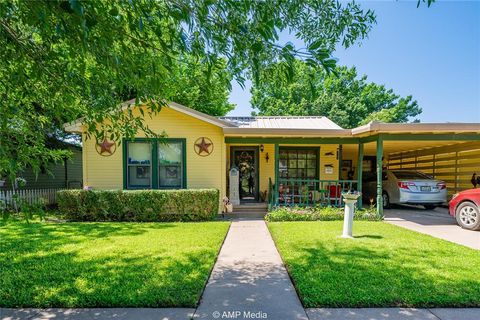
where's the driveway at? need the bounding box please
[384,206,480,250]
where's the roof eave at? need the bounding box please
[223,127,352,137]
[63,99,237,133]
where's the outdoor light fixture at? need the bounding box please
[265,153,270,163]
[260,144,264,152]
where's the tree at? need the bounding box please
[251,60,422,128]
[1,0,376,180]
[162,57,235,116]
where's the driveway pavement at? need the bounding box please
[384,206,480,250]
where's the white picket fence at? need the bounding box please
[0,188,61,208]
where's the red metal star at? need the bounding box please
[195,137,212,155]
[97,139,115,155]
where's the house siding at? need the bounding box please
[226,143,341,203]
[82,106,226,207]
[1,147,82,190]
[226,143,276,200]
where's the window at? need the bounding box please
[279,148,318,179]
[125,139,186,189]
[392,171,432,180]
[126,141,152,188]
[158,141,183,188]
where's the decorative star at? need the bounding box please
[97,139,115,155]
[195,137,212,155]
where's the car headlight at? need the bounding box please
[451,193,459,200]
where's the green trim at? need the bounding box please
[274,144,279,205]
[152,141,158,189]
[356,143,364,208]
[123,138,187,190]
[122,139,127,189]
[182,138,187,188]
[225,137,360,144]
[376,135,384,217]
[227,133,480,145]
[337,145,343,180]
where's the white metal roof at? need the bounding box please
[219,116,343,130]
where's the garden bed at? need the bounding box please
[265,206,379,222]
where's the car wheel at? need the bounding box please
[424,205,436,210]
[382,192,391,209]
[455,202,480,231]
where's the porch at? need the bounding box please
[226,125,480,217]
[268,178,357,209]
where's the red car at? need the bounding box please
[449,188,480,231]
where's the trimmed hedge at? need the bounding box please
[265,206,380,222]
[57,189,219,222]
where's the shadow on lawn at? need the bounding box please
[286,241,480,308]
[353,235,383,239]
[0,222,214,308]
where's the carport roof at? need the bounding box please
[352,121,480,136]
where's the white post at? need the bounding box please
[341,192,361,238]
[229,167,240,206]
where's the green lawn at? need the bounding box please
[268,221,480,308]
[0,221,229,307]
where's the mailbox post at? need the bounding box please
[229,167,240,206]
[341,191,361,238]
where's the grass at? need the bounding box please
[268,221,480,308]
[0,220,230,308]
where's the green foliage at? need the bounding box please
[0,221,230,307]
[57,189,219,222]
[251,61,422,128]
[14,196,47,223]
[418,0,436,8]
[265,206,379,222]
[0,0,376,180]
[269,221,480,307]
[165,57,235,116]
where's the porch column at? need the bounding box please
[338,145,343,179]
[274,143,279,205]
[376,135,384,217]
[356,142,364,208]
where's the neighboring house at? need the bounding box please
[0,143,83,191]
[64,100,480,214]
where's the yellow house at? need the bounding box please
[65,100,480,215]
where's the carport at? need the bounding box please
[341,122,480,216]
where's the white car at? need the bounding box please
[363,170,447,209]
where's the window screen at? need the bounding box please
[126,141,152,188]
[158,141,184,188]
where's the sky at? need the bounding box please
[227,0,480,123]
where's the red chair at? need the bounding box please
[328,184,342,206]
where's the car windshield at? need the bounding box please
[392,171,432,180]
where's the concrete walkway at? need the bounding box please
[307,308,480,320]
[0,308,195,320]
[384,206,480,250]
[193,219,308,320]
[3,307,479,320]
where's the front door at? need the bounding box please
[231,147,259,202]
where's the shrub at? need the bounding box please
[57,189,219,222]
[265,206,380,222]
